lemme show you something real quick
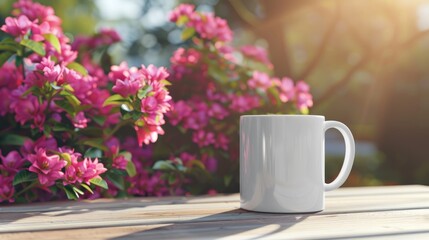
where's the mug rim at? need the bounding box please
[241,114,325,119]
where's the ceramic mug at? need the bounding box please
[240,115,355,213]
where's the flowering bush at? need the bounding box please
[0,0,172,202]
[148,4,313,195]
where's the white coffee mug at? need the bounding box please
[240,115,355,213]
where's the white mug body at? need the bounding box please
[240,115,325,213]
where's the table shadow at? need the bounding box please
[107,208,311,240]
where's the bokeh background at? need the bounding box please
[1,0,429,187]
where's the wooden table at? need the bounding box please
[0,185,428,239]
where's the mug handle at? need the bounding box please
[324,121,355,191]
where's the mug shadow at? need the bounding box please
[108,208,311,240]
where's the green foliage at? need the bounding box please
[89,178,108,189]
[13,170,38,186]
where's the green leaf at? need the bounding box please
[160,79,172,86]
[106,172,125,190]
[66,62,88,76]
[59,153,72,166]
[137,85,152,99]
[153,160,175,171]
[73,186,84,195]
[89,178,108,189]
[84,148,102,158]
[224,175,233,187]
[168,174,177,185]
[92,115,106,126]
[0,44,18,52]
[52,123,69,132]
[102,94,125,107]
[81,139,108,151]
[187,160,206,170]
[0,134,30,146]
[81,183,94,194]
[43,33,61,53]
[20,39,46,56]
[126,160,137,177]
[65,95,81,108]
[63,185,78,200]
[181,27,195,41]
[176,15,189,26]
[0,51,14,67]
[54,99,74,116]
[300,107,309,115]
[208,65,228,83]
[0,38,20,52]
[13,170,38,186]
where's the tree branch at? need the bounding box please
[314,51,370,106]
[297,2,339,80]
[228,0,261,28]
[400,29,429,49]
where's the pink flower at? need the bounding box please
[27,149,67,186]
[248,71,272,90]
[113,155,128,170]
[127,170,169,197]
[207,189,217,196]
[109,62,130,81]
[169,4,195,22]
[0,88,12,116]
[295,81,313,110]
[177,152,197,165]
[70,112,89,129]
[21,136,57,157]
[64,165,77,185]
[192,130,215,147]
[214,133,229,151]
[240,45,273,68]
[190,13,233,42]
[112,76,143,97]
[277,77,295,103]
[140,64,169,82]
[12,0,61,34]
[74,28,122,49]
[0,175,15,203]
[0,62,23,89]
[184,103,209,130]
[140,96,160,113]
[0,150,25,174]
[0,15,32,37]
[201,154,218,172]
[208,103,229,120]
[35,57,62,83]
[134,125,165,147]
[167,100,192,126]
[170,48,202,79]
[106,138,120,156]
[229,94,260,113]
[11,91,47,130]
[75,158,107,184]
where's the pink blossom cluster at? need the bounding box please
[109,63,172,146]
[240,45,273,69]
[169,4,233,42]
[0,0,172,202]
[159,4,314,194]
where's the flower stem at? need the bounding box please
[15,182,38,197]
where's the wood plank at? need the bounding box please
[1,185,426,214]
[0,186,428,233]
[1,209,428,240]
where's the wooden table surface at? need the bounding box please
[0,185,428,239]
